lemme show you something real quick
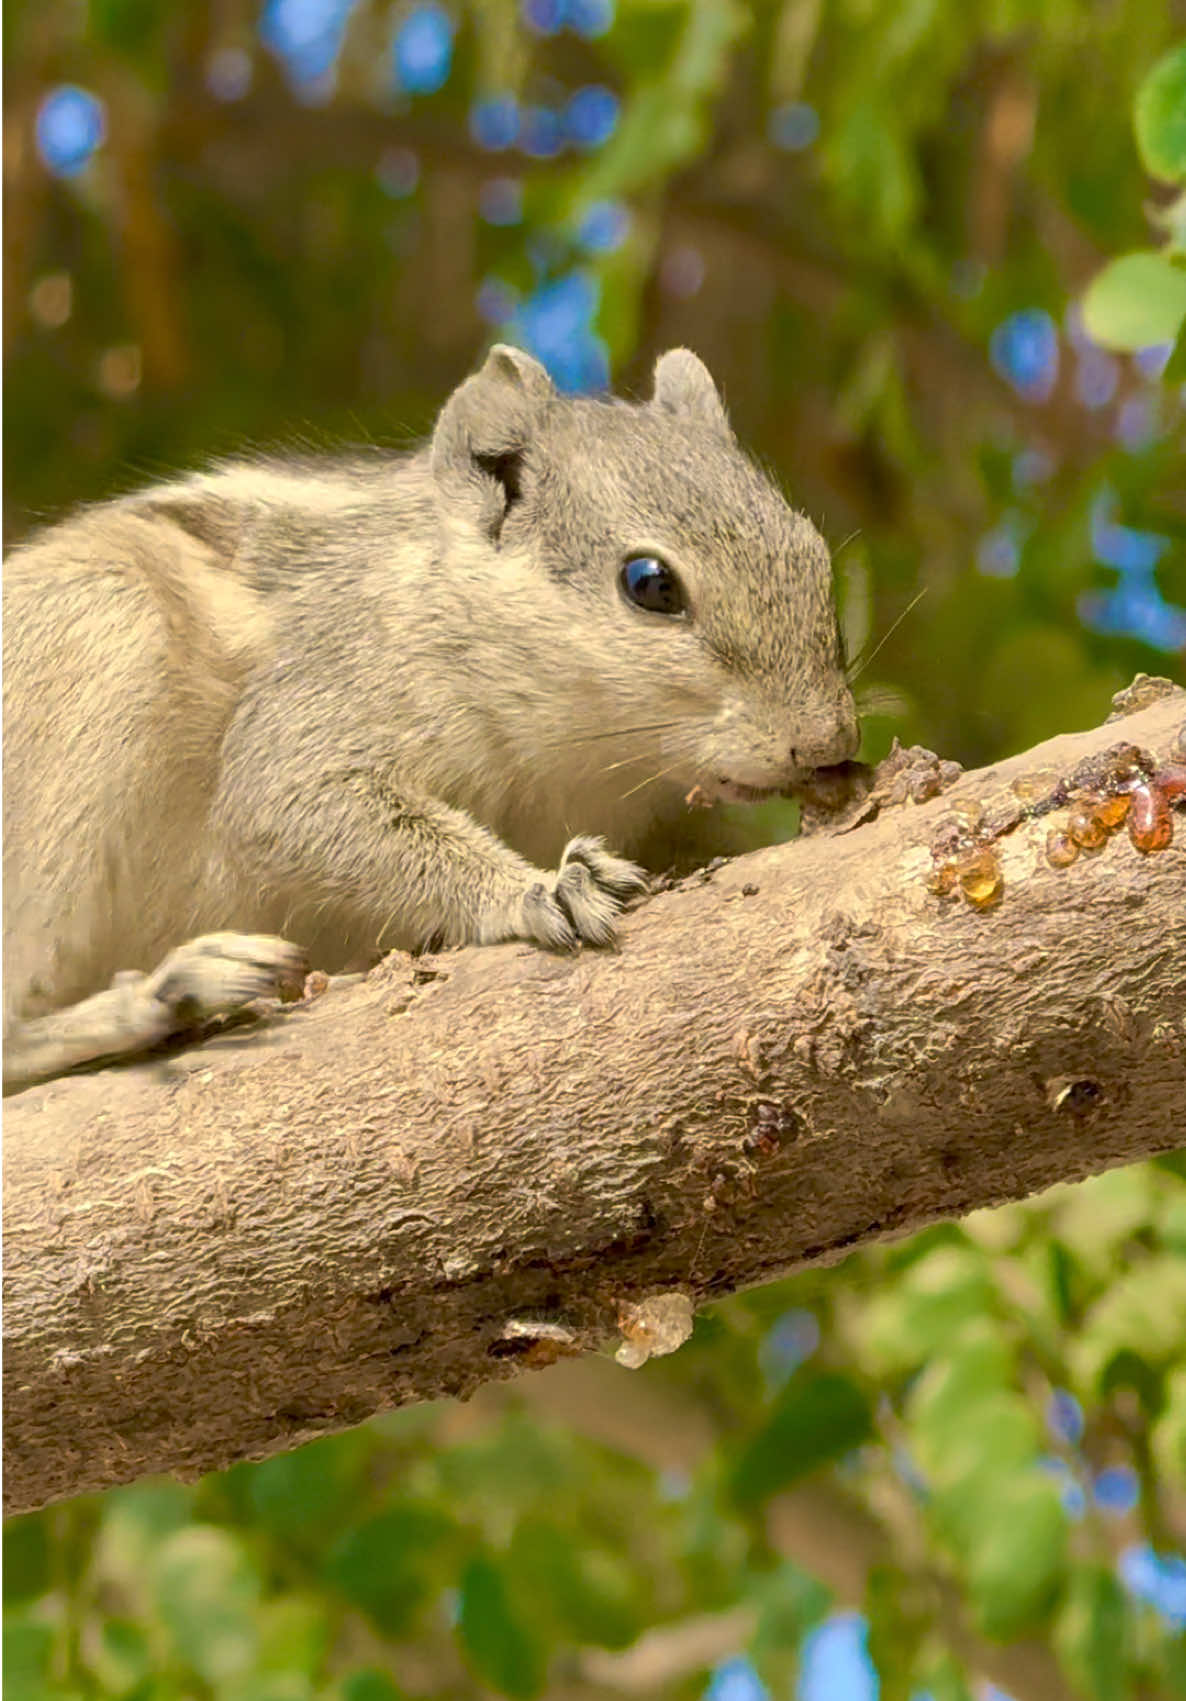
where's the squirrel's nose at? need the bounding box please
[789,699,860,772]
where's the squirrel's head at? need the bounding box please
[431,344,859,811]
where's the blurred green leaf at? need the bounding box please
[87,1618,152,1696]
[905,1326,1016,1471]
[2,1515,50,1604]
[909,1652,975,1701]
[1135,42,1186,182]
[458,1556,545,1699]
[256,1596,330,1676]
[859,1248,998,1377]
[750,1560,832,1654]
[2,1619,56,1701]
[152,1525,261,1684]
[866,1563,929,1701]
[927,1391,1042,1495]
[337,1672,405,1701]
[1049,1167,1161,1277]
[1054,1564,1129,1701]
[246,1431,371,1547]
[825,104,919,237]
[1158,1634,1186,1698]
[1152,1367,1186,1484]
[1081,251,1186,349]
[574,0,745,202]
[749,1560,833,1696]
[1163,326,1186,381]
[962,1473,1067,1638]
[1073,1253,1186,1394]
[730,1373,873,1505]
[221,1678,315,1701]
[335,1673,404,1701]
[327,1505,458,1636]
[508,1517,640,1649]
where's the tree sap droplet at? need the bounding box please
[1011,768,1061,803]
[1093,792,1130,829]
[926,860,959,896]
[1045,829,1078,868]
[1152,763,1186,804]
[1127,783,1173,853]
[955,846,1001,906]
[1067,801,1108,849]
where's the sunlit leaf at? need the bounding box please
[1073,1254,1186,1394]
[153,1525,261,1684]
[1135,42,1186,182]
[1081,251,1186,350]
[2,1620,56,1701]
[962,1474,1067,1637]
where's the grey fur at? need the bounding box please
[3,346,857,1091]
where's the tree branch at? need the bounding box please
[4,694,1184,1515]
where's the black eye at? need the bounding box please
[619,555,687,617]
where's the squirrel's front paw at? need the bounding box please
[141,932,309,1029]
[519,836,649,951]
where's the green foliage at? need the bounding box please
[327,1506,459,1635]
[5,4,1186,1699]
[1055,1566,1131,1701]
[1135,42,1186,181]
[1084,41,1186,355]
[7,1162,1186,1698]
[505,1517,639,1649]
[457,1557,544,1699]
[1082,252,1186,351]
[730,1374,874,1506]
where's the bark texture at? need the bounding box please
[5,694,1185,1515]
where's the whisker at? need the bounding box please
[555,719,687,749]
[848,587,927,681]
[618,758,688,802]
[833,528,863,557]
[598,752,654,776]
[857,683,911,718]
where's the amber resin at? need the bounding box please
[926,860,959,897]
[1153,763,1186,803]
[1011,769,1060,803]
[1128,783,1173,853]
[1067,803,1108,850]
[1093,792,1131,829]
[955,846,1002,907]
[1045,829,1079,868]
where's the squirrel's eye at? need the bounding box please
[619,555,687,617]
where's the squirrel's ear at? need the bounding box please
[431,345,555,539]
[651,349,732,437]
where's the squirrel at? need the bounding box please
[3,346,859,1093]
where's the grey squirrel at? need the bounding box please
[2,346,858,1092]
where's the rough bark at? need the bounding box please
[5,694,1185,1516]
